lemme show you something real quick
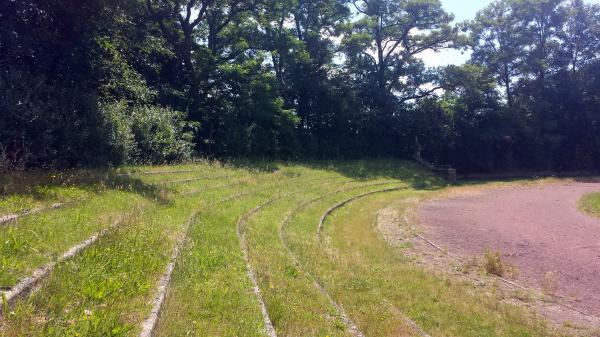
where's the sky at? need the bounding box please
[421,0,600,67]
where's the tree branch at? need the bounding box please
[399,86,445,102]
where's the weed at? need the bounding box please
[2,292,8,313]
[511,289,534,303]
[579,192,600,218]
[541,271,558,295]
[283,265,299,278]
[562,320,574,328]
[483,249,505,277]
[504,263,520,279]
[461,257,480,274]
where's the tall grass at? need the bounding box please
[1,185,236,336]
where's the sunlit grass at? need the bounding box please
[0,186,89,215]
[247,180,411,337]
[0,185,236,336]
[579,192,600,218]
[243,177,357,337]
[154,168,345,337]
[154,194,270,337]
[0,190,146,287]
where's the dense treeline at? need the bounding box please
[1,0,599,172]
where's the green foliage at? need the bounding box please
[129,105,196,164]
[101,101,196,164]
[2,0,600,173]
[461,0,600,172]
[343,0,458,106]
[406,64,519,172]
[101,101,137,165]
[0,66,106,168]
[0,0,192,168]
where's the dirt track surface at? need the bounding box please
[418,182,600,316]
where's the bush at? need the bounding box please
[100,101,136,164]
[129,105,196,164]
[483,250,505,277]
[100,101,196,165]
[0,67,195,169]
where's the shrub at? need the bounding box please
[129,105,196,164]
[100,101,196,165]
[541,271,558,295]
[483,250,505,277]
[100,101,136,164]
[0,68,195,168]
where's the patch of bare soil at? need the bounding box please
[405,182,600,334]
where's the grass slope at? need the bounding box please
[0,160,573,336]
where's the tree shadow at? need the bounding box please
[1,159,449,208]
[223,158,281,173]
[225,158,447,190]
[302,159,447,190]
[0,169,172,205]
[458,171,599,184]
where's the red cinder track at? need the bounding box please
[418,182,600,316]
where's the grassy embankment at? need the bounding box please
[0,160,571,337]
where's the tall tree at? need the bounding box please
[344,0,458,116]
[558,0,600,74]
[510,0,565,81]
[145,0,256,119]
[257,0,349,124]
[469,1,524,107]
[288,0,350,129]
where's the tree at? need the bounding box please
[145,0,257,118]
[257,0,350,126]
[4,0,600,172]
[0,0,196,168]
[406,64,517,172]
[510,0,565,81]
[558,0,600,74]
[469,1,524,107]
[467,0,600,171]
[344,0,458,115]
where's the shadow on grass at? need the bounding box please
[1,158,448,206]
[302,159,447,190]
[227,158,447,190]
[454,173,600,187]
[458,170,599,182]
[223,158,281,173]
[573,176,600,183]
[0,169,172,205]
